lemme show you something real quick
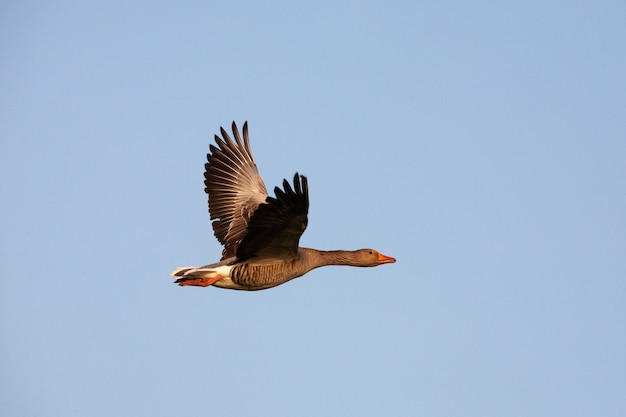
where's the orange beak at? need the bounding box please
[377,253,396,264]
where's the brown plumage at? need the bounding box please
[171,121,395,290]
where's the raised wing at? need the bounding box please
[204,121,268,260]
[236,173,309,261]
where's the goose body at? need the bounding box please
[171,122,395,291]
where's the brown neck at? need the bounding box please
[300,248,364,268]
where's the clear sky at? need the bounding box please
[1,1,625,416]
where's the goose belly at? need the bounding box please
[213,262,304,291]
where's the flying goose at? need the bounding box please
[171,122,395,290]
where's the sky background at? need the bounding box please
[2,1,625,416]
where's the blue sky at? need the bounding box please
[1,1,625,416]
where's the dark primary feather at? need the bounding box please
[236,173,309,261]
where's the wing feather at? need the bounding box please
[235,173,309,261]
[204,121,268,259]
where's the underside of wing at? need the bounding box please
[205,121,268,259]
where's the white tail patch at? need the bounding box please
[170,265,233,280]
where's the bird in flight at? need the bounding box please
[171,121,395,290]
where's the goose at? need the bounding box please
[171,121,395,290]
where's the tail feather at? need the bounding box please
[170,265,232,287]
[171,266,197,277]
